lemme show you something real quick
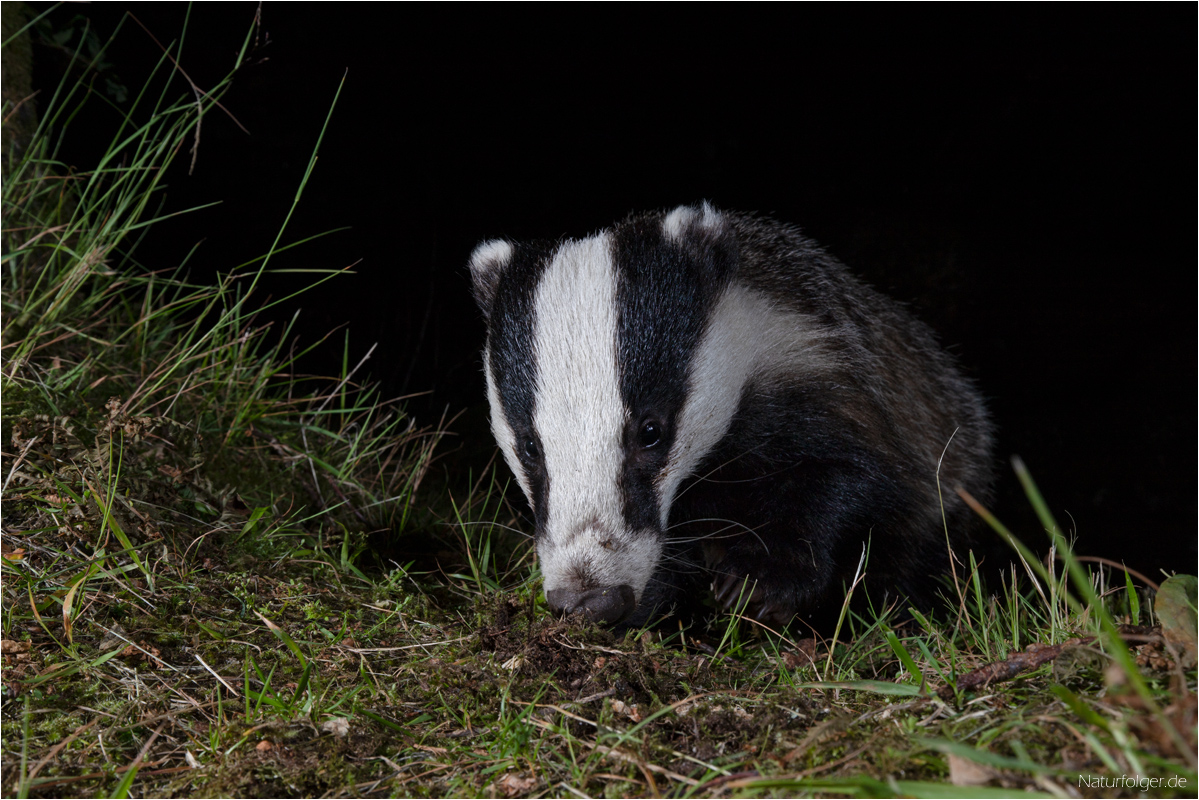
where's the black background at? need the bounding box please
[32,3,1196,578]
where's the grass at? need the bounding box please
[2,8,1196,798]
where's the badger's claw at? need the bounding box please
[713,571,795,629]
[714,573,760,609]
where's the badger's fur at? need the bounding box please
[469,204,994,629]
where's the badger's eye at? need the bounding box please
[523,439,539,460]
[638,421,662,449]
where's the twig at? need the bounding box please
[569,688,618,707]
[938,637,1096,699]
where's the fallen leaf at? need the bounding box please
[492,772,536,797]
[949,753,995,786]
[321,717,349,737]
[611,699,642,722]
[1155,574,1197,668]
[99,625,128,651]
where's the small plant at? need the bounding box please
[445,463,536,599]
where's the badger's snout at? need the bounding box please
[546,584,636,625]
[538,523,659,626]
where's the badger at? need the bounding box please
[469,204,993,630]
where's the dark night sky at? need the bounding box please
[34,3,1196,578]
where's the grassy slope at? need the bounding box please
[2,10,1195,799]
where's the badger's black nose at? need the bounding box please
[546,585,635,625]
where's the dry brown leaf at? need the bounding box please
[1155,574,1197,668]
[98,624,128,651]
[321,717,349,737]
[491,772,537,797]
[948,753,995,786]
[611,698,642,722]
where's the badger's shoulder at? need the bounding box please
[644,205,992,491]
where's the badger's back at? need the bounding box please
[471,204,994,630]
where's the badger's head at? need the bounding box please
[468,204,748,624]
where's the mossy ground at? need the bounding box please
[2,430,1195,798]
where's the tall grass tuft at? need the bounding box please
[1,6,450,671]
[2,11,460,791]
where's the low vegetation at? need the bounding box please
[2,9,1195,798]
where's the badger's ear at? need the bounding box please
[468,239,514,322]
[661,201,739,285]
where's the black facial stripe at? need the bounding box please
[487,242,554,523]
[612,215,737,531]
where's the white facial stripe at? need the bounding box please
[532,234,625,539]
[531,235,651,594]
[658,285,832,524]
[484,346,533,503]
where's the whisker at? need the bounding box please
[671,444,766,501]
[667,516,770,554]
[666,522,743,545]
[692,462,795,485]
[655,555,706,576]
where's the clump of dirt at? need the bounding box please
[473,594,825,777]
[477,595,692,707]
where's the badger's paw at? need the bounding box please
[711,569,798,630]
